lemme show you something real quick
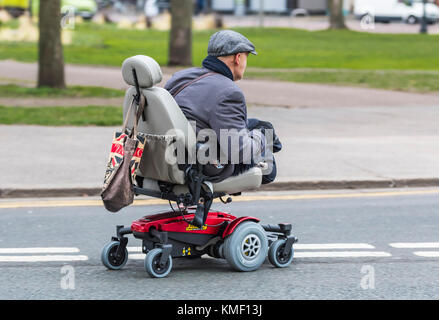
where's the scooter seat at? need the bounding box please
[141,166,262,197]
[122,55,263,200]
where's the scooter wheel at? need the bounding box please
[101,241,128,270]
[144,248,173,278]
[268,239,294,268]
[223,221,268,272]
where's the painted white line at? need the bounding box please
[294,243,375,250]
[0,247,80,254]
[0,255,89,262]
[413,251,439,258]
[294,251,392,258]
[129,253,146,260]
[129,251,391,259]
[128,244,376,254]
[389,242,439,249]
[129,244,375,252]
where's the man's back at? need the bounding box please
[164,66,264,181]
[165,66,248,136]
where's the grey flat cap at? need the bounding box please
[207,30,257,57]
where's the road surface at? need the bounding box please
[0,188,438,299]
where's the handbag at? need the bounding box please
[101,95,146,212]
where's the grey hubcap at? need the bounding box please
[241,235,261,260]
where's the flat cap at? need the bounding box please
[207,30,257,57]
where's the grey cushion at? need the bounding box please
[122,55,163,88]
[170,166,262,195]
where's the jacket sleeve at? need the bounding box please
[208,87,265,164]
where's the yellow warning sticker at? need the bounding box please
[186,224,207,231]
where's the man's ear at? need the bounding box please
[234,53,241,66]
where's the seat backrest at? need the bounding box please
[121,55,196,185]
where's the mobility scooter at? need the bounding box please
[101,55,298,278]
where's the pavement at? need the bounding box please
[1,188,439,299]
[1,61,439,197]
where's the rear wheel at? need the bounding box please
[223,221,268,272]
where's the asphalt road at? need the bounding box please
[0,189,438,300]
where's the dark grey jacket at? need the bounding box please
[164,67,265,180]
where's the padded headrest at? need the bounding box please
[122,55,163,88]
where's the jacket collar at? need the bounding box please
[202,55,234,81]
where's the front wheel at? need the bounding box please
[268,239,294,268]
[101,241,128,270]
[144,248,173,278]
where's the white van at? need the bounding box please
[354,0,439,24]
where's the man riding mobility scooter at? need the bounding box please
[101,55,298,278]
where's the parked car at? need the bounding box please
[354,0,439,24]
[31,0,97,20]
[0,0,28,17]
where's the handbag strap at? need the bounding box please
[172,72,217,98]
[121,94,146,139]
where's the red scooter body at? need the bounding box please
[131,207,260,239]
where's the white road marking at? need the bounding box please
[129,253,146,260]
[389,242,439,249]
[128,249,391,260]
[413,251,439,258]
[128,244,375,252]
[0,255,89,262]
[294,251,392,258]
[0,247,80,254]
[294,243,375,250]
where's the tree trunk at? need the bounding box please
[168,0,193,66]
[328,0,347,30]
[38,0,65,88]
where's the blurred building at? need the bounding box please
[209,0,327,15]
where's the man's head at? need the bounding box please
[207,30,257,81]
[217,52,249,81]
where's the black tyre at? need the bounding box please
[223,221,268,272]
[144,248,173,278]
[101,241,128,270]
[268,239,294,268]
[407,15,418,25]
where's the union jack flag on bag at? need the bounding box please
[101,96,146,212]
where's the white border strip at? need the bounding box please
[0,247,80,254]
[294,243,375,250]
[129,251,391,259]
[129,244,375,252]
[0,255,88,262]
[389,242,439,249]
[129,253,146,260]
[413,251,439,257]
[295,251,392,258]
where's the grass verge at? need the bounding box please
[0,23,438,70]
[245,69,439,93]
[0,84,124,98]
[0,105,122,126]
